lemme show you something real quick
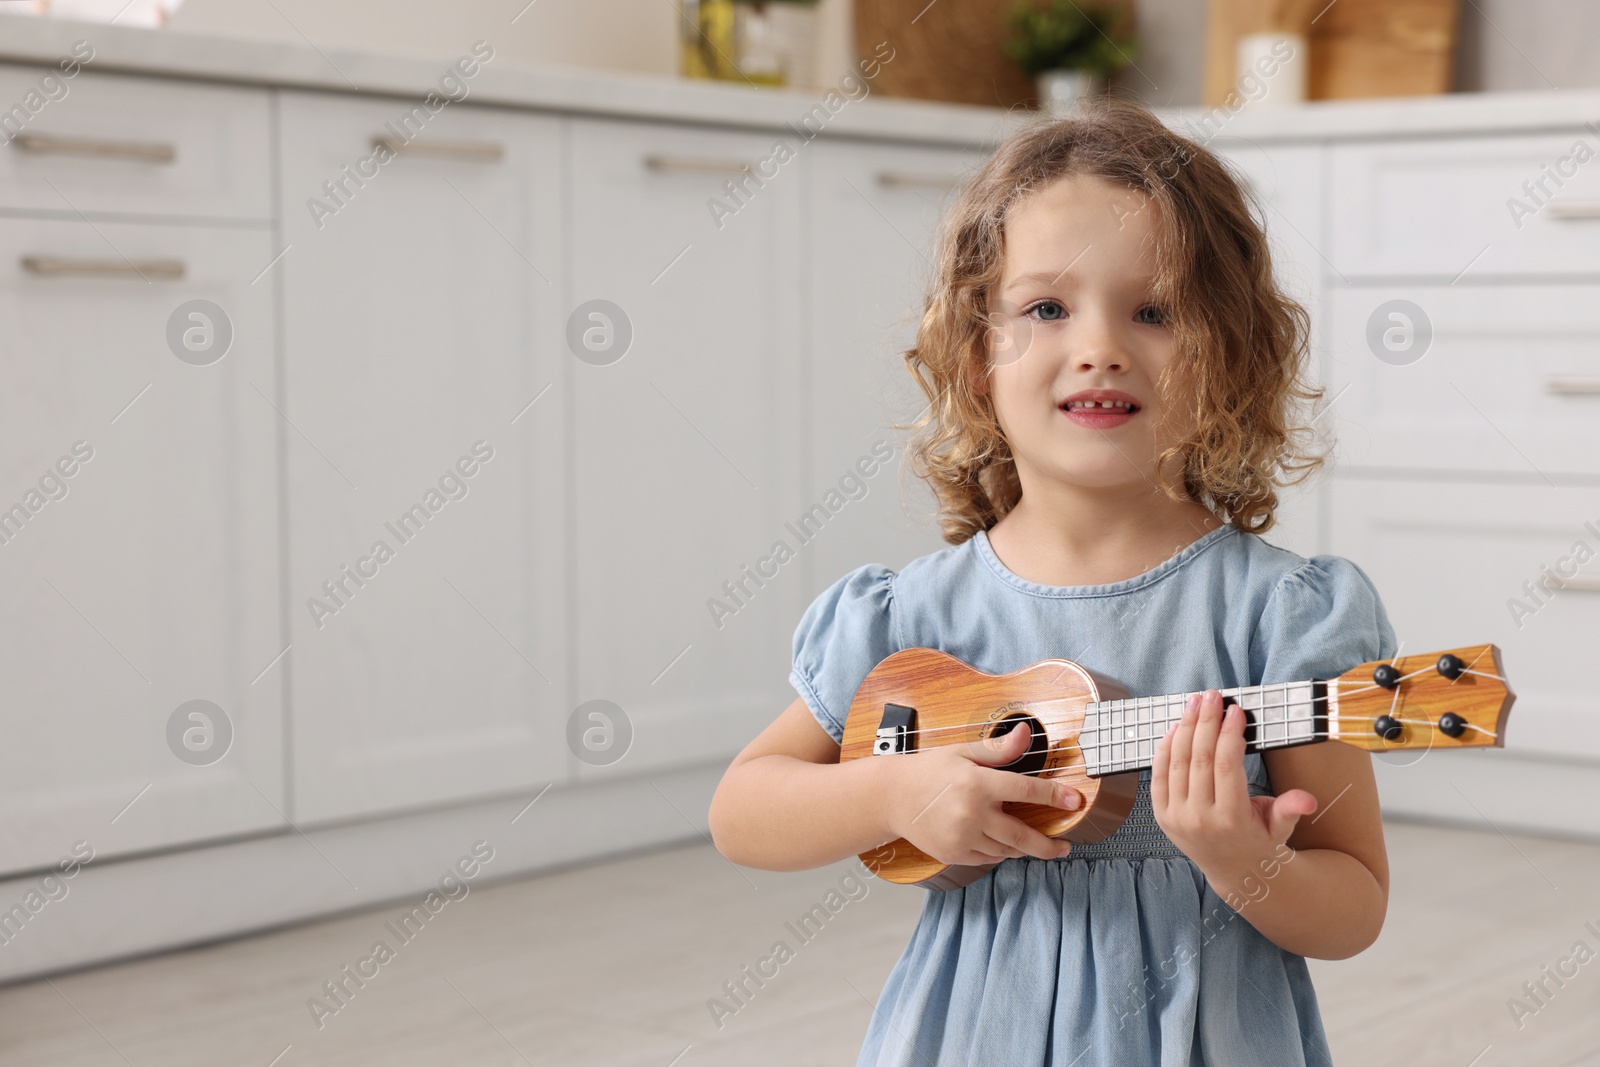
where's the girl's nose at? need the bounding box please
[1074,333,1126,374]
[1067,310,1127,373]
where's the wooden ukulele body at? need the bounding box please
[841,648,1140,892]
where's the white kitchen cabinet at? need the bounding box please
[1327,284,1600,477]
[1328,479,1600,763]
[568,117,806,777]
[804,138,977,587]
[0,217,284,875]
[275,92,566,823]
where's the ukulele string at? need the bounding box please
[883,687,1347,745]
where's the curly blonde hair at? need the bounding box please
[901,97,1325,543]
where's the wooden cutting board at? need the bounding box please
[1203,0,1461,105]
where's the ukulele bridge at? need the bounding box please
[873,703,916,755]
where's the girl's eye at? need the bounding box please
[1135,305,1167,325]
[1024,299,1066,322]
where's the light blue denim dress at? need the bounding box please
[789,524,1397,1067]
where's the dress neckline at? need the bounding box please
[973,522,1236,599]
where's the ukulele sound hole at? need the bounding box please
[985,712,1049,778]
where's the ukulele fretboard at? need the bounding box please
[1079,680,1328,778]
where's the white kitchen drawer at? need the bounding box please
[1329,479,1600,763]
[1327,284,1600,476]
[1330,133,1600,278]
[0,64,270,221]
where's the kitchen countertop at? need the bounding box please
[2,12,1598,148]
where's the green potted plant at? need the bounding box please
[1004,0,1137,113]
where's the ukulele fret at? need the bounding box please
[1081,681,1326,777]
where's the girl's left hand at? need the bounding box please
[1150,690,1318,887]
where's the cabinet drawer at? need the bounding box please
[1327,285,1600,477]
[1329,479,1600,762]
[0,65,270,221]
[1330,133,1600,277]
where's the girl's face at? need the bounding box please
[981,173,1189,496]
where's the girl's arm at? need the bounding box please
[708,697,901,871]
[1244,739,1388,958]
[1152,690,1389,961]
[709,696,1083,873]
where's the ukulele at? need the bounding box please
[842,645,1513,890]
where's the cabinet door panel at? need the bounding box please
[1329,479,1600,762]
[0,218,283,875]
[1212,143,1327,557]
[570,118,804,776]
[807,140,976,583]
[277,92,565,823]
[1215,142,1324,312]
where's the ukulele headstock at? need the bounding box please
[1331,644,1513,751]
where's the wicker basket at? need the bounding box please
[852,0,1040,108]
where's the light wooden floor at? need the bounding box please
[0,819,1597,1066]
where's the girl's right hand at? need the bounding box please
[880,721,1083,867]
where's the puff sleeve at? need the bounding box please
[1252,555,1399,687]
[789,565,900,745]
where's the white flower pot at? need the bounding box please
[1037,69,1106,116]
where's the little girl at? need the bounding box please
[708,98,1395,1066]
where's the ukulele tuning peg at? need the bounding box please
[1373,714,1404,741]
[1373,663,1401,690]
[1436,654,1466,680]
[1438,712,1468,738]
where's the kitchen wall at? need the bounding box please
[169,0,683,77]
[1452,0,1600,92]
[168,0,1600,104]
[1130,0,1600,105]
[168,0,857,89]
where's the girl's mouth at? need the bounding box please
[1059,396,1139,429]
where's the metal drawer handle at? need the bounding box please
[371,137,504,162]
[11,133,176,164]
[874,170,964,190]
[1558,574,1600,593]
[642,154,753,176]
[22,256,185,280]
[1546,202,1600,221]
[1544,376,1600,395]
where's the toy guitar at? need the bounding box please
[842,645,1514,890]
